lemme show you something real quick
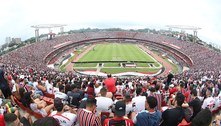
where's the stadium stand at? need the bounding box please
[0,30,221,125]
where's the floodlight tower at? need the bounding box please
[166,25,201,42]
[31,24,67,42]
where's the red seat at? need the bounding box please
[32,111,44,119]
[13,96,44,119]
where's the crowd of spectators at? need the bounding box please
[0,30,221,126]
[0,64,220,126]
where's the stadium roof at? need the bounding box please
[166,25,201,31]
[31,24,66,29]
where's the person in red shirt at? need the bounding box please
[0,114,5,126]
[169,84,178,97]
[86,81,95,98]
[104,74,116,94]
[179,82,191,103]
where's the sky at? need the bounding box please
[0,0,221,47]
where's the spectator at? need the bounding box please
[166,72,174,86]
[201,87,215,110]
[94,81,102,96]
[95,87,113,113]
[35,80,46,96]
[182,89,201,120]
[16,87,25,101]
[67,84,81,108]
[132,87,146,112]
[54,84,68,102]
[50,97,77,126]
[12,77,22,101]
[115,81,124,96]
[160,92,185,126]
[77,98,101,126]
[149,85,162,111]
[65,84,71,94]
[103,101,134,126]
[104,74,116,94]
[4,113,22,126]
[22,91,54,117]
[191,108,212,126]
[86,81,95,98]
[0,69,15,105]
[162,85,170,106]
[33,117,60,126]
[4,113,32,126]
[18,88,27,107]
[123,93,134,115]
[131,96,161,126]
[214,113,221,126]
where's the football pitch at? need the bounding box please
[78,43,155,62]
[73,43,161,74]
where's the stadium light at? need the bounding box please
[31,24,67,42]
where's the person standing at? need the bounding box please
[166,72,174,86]
[160,92,185,126]
[0,69,15,105]
[95,87,113,113]
[104,74,116,94]
[132,87,146,112]
[182,89,201,120]
[201,87,215,111]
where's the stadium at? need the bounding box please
[1,28,221,126]
[2,29,220,76]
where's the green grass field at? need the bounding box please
[73,43,162,74]
[78,43,155,62]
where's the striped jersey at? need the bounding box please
[149,92,162,111]
[77,108,102,126]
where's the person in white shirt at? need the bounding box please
[55,85,68,102]
[94,82,102,96]
[115,82,124,96]
[55,91,68,101]
[132,87,146,113]
[50,97,77,126]
[32,81,38,90]
[95,87,113,113]
[45,82,59,94]
[202,87,215,111]
[123,93,134,115]
[216,91,221,108]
